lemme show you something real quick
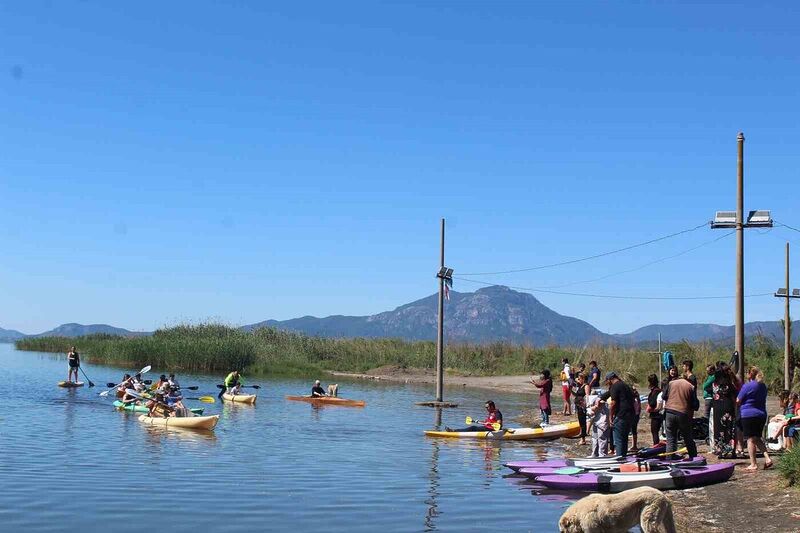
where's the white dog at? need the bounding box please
[558,486,676,533]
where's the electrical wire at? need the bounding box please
[453,276,773,301]
[776,220,800,234]
[537,231,734,288]
[458,221,710,276]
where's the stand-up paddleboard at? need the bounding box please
[58,381,84,388]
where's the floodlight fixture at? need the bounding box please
[794,289,800,297]
[745,210,773,227]
[436,266,454,280]
[776,288,788,296]
[711,211,737,228]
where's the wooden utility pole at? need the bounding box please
[417,219,456,408]
[713,133,772,382]
[435,218,445,402]
[735,132,745,384]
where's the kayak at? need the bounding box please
[113,400,203,415]
[424,422,581,441]
[504,443,668,472]
[535,462,734,492]
[285,395,366,407]
[222,393,257,404]
[517,457,706,479]
[57,381,84,388]
[138,414,219,430]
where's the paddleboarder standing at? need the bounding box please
[67,346,80,383]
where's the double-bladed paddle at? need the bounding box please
[99,365,152,397]
[465,416,502,432]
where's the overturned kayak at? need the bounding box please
[57,381,84,388]
[222,393,257,404]
[138,414,220,430]
[113,400,203,415]
[504,443,668,472]
[536,462,734,492]
[285,395,366,407]
[424,422,581,441]
[518,457,706,479]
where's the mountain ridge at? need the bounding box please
[3,286,797,345]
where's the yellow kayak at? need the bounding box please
[138,414,220,430]
[222,393,257,404]
[285,395,366,407]
[57,381,84,388]
[424,421,581,441]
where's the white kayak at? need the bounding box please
[138,414,219,430]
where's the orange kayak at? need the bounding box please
[285,395,366,407]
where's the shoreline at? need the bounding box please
[336,365,798,533]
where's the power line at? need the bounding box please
[776,220,800,234]
[458,221,710,276]
[454,276,773,301]
[536,231,734,289]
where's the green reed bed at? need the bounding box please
[14,323,798,391]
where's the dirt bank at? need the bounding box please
[335,366,800,533]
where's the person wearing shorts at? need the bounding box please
[67,346,80,383]
[561,358,572,415]
[737,366,772,471]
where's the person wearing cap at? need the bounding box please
[224,370,244,395]
[311,380,327,397]
[600,371,636,456]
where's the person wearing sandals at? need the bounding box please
[737,366,773,471]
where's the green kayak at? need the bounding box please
[113,400,204,415]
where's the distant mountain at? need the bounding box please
[617,320,798,344]
[33,323,149,338]
[0,327,26,343]
[244,285,612,346]
[3,287,796,346]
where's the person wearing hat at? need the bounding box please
[311,380,327,397]
[600,371,636,456]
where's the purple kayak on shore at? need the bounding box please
[517,457,706,479]
[535,462,735,492]
[503,443,668,472]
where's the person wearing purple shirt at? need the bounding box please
[736,366,773,471]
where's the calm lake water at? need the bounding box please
[0,343,579,532]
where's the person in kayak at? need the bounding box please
[311,380,327,397]
[67,346,80,383]
[147,392,174,418]
[153,374,169,392]
[224,370,244,395]
[168,373,180,389]
[446,401,503,432]
[117,374,136,401]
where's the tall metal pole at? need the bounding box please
[785,242,791,390]
[735,132,745,383]
[435,218,445,402]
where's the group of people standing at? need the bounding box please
[531,356,774,471]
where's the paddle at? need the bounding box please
[465,416,502,432]
[216,384,260,389]
[184,396,216,403]
[105,380,156,388]
[78,367,95,387]
[99,365,152,397]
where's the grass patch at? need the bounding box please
[778,445,800,486]
[14,323,798,390]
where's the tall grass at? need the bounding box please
[14,324,798,390]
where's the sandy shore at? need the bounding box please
[334,366,800,533]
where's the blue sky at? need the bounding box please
[2,2,799,335]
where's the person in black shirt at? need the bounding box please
[311,380,327,397]
[600,371,635,456]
